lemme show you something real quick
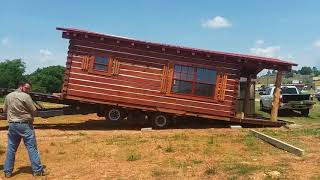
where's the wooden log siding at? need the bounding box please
[69,65,237,102]
[63,38,241,118]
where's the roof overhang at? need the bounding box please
[57,27,297,72]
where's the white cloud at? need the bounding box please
[1,37,9,46]
[250,46,281,58]
[39,49,53,62]
[314,39,320,48]
[202,16,232,29]
[255,40,265,46]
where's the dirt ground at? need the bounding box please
[0,114,319,180]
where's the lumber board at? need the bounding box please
[250,129,304,156]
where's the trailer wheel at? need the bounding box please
[105,107,125,122]
[152,114,170,129]
[301,109,309,117]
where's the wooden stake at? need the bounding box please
[271,71,283,121]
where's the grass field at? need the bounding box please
[0,100,319,179]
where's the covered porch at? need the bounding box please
[234,57,297,126]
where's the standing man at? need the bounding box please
[3,81,47,177]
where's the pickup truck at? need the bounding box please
[260,86,315,116]
[315,88,320,101]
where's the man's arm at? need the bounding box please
[24,95,37,116]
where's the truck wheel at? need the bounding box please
[301,109,309,117]
[152,113,170,129]
[105,107,125,122]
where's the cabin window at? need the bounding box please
[94,56,109,71]
[88,55,119,76]
[171,65,217,97]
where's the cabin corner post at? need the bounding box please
[271,71,283,121]
[243,75,252,117]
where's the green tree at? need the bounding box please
[299,66,312,75]
[284,70,294,78]
[0,59,26,88]
[27,65,65,93]
[312,66,319,76]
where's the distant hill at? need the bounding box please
[257,74,314,87]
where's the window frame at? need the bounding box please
[88,55,113,76]
[166,62,220,102]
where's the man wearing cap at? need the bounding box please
[3,81,47,177]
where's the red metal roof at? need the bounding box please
[57,27,297,67]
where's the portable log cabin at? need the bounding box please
[57,27,297,128]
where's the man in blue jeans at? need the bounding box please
[3,81,47,177]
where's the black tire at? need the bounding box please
[318,97,320,101]
[301,109,309,117]
[105,107,125,122]
[151,113,170,129]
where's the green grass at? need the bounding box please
[204,164,217,176]
[105,135,148,146]
[262,128,320,138]
[224,163,260,175]
[151,169,178,177]
[191,159,203,165]
[127,152,141,161]
[164,142,175,153]
[208,135,215,145]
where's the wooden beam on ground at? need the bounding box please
[271,71,283,121]
[250,129,304,156]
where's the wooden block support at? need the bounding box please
[250,129,304,156]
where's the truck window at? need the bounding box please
[265,88,272,95]
[281,87,297,94]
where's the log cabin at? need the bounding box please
[57,27,297,128]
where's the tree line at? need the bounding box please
[264,66,320,78]
[0,59,65,93]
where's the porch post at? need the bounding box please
[271,71,283,121]
[243,75,251,117]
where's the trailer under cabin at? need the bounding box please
[55,27,297,128]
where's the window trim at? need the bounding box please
[166,63,220,102]
[88,55,113,76]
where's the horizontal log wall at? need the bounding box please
[63,35,241,118]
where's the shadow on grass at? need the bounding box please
[11,166,33,176]
[10,165,47,177]
[257,109,316,119]
[0,117,242,131]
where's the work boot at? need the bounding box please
[4,172,12,178]
[33,169,49,176]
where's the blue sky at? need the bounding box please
[1,0,320,74]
